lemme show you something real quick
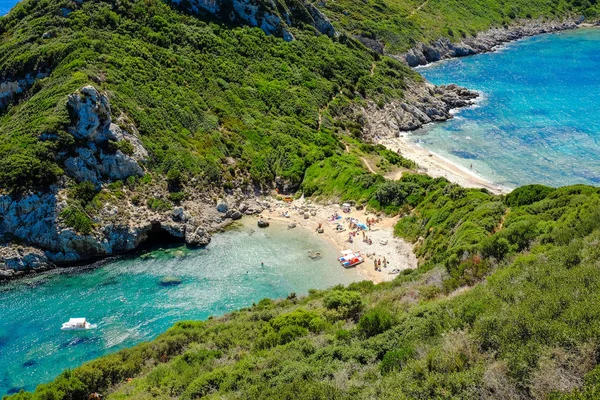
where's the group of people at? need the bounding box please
[365,217,381,230]
[373,257,388,272]
[328,212,341,221]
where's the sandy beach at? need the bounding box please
[379,135,511,195]
[257,198,418,284]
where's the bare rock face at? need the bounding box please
[0,86,217,276]
[0,245,51,273]
[362,81,479,138]
[0,72,49,109]
[401,19,580,67]
[64,86,147,186]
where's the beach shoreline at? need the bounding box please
[380,135,511,195]
[256,198,418,284]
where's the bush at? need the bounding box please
[380,346,415,374]
[168,192,186,203]
[70,181,98,205]
[505,184,555,207]
[60,206,93,235]
[147,198,171,212]
[109,139,135,156]
[278,325,308,344]
[358,307,394,337]
[323,290,364,321]
[271,309,318,331]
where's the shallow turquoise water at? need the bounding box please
[0,221,359,396]
[415,28,600,188]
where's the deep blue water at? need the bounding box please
[416,28,600,188]
[0,221,359,396]
[0,0,19,15]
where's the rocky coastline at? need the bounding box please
[0,86,270,280]
[362,81,479,137]
[400,18,582,67]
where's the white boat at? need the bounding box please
[61,318,96,331]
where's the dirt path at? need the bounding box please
[361,157,377,174]
[492,208,510,234]
[410,0,429,16]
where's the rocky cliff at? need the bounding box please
[400,19,580,67]
[0,86,269,279]
[361,82,479,139]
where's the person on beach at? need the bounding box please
[374,259,377,271]
[383,257,387,268]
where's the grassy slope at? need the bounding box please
[8,183,600,399]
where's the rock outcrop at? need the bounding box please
[362,81,479,138]
[400,19,580,67]
[0,72,49,108]
[64,86,147,186]
[170,0,336,41]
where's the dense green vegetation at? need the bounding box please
[9,182,600,399]
[0,0,419,193]
[322,0,600,54]
[4,0,600,398]
[1,0,596,194]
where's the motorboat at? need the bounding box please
[61,318,96,331]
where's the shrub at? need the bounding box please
[323,290,364,321]
[147,198,171,212]
[60,206,93,235]
[358,307,394,337]
[167,168,182,186]
[109,139,135,156]
[70,181,98,205]
[271,309,318,331]
[380,346,415,374]
[168,192,186,203]
[505,184,555,207]
[481,236,511,261]
[278,325,308,344]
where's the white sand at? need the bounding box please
[380,136,511,195]
[259,199,418,284]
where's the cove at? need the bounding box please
[0,221,360,396]
[414,28,600,188]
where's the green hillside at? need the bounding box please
[0,0,594,194]
[322,0,599,53]
[3,0,600,398]
[0,0,417,193]
[8,182,600,399]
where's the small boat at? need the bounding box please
[338,250,364,268]
[61,318,96,331]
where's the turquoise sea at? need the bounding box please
[0,0,18,15]
[0,221,359,396]
[415,28,600,188]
